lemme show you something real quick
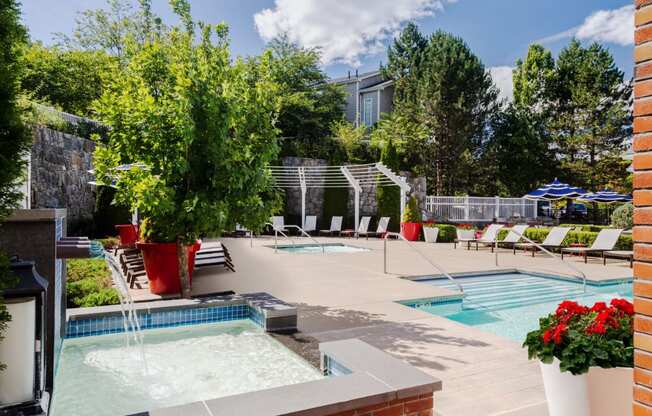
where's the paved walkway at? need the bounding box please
[185,237,631,416]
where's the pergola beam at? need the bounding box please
[375,162,411,221]
[341,166,362,231]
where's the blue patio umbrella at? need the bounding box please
[577,189,632,204]
[523,178,587,201]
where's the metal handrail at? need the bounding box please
[495,229,587,293]
[265,222,296,253]
[383,232,464,294]
[283,225,325,253]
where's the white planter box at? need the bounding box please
[540,359,632,416]
[423,227,439,243]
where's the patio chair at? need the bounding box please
[560,228,624,263]
[341,216,371,238]
[603,250,633,268]
[513,226,572,256]
[319,216,343,236]
[473,224,505,252]
[497,224,529,251]
[359,216,390,239]
[454,229,477,250]
[271,216,286,232]
[303,215,317,234]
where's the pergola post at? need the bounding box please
[341,166,362,231]
[375,163,411,222]
[298,167,306,229]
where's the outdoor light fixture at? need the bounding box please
[0,258,48,415]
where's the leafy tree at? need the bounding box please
[94,0,281,297]
[331,120,367,163]
[549,40,631,191]
[0,0,31,371]
[55,0,164,62]
[20,43,117,116]
[512,44,555,111]
[267,35,346,143]
[382,22,427,107]
[370,112,427,172]
[376,138,401,231]
[410,30,499,195]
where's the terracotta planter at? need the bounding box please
[136,241,201,295]
[423,226,439,243]
[115,224,139,247]
[401,222,422,241]
[539,359,632,416]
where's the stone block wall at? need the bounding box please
[30,127,96,227]
[282,157,328,220]
[634,1,652,414]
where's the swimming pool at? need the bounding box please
[404,272,632,342]
[50,320,322,416]
[274,243,370,254]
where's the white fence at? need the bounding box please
[425,196,538,222]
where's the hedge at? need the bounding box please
[496,228,632,250]
[66,259,120,308]
[425,224,457,242]
[559,224,613,233]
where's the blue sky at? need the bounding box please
[19,0,634,100]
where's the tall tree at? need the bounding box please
[512,44,555,111]
[382,22,427,107]
[549,40,631,191]
[410,31,499,195]
[267,35,345,145]
[376,138,401,231]
[0,0,31,371]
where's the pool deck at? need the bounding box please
[175,237,630,416]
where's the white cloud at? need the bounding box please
[537,5,634,46]
[254,0,457,67]
[489,66,514,103]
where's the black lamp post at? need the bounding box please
[0,258,48,416]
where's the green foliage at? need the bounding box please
[94,2,281,245]
[424,224,456,242]
[97,237,120,250]
[611,203,633,230]
[386,26,499,195]
[402,196,421,223]
[267,35,346,144]
[377,138,401,232]
[331,120,367,163]
[512,44,555,111]
[559,224,613,232]
[20,43,118,117]
[523,299,633,375]
[370,112,427,172]
[495,227,632,250]
[66,259,119,308]
[322,186,349,228]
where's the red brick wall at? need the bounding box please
[636,1,652,414]
[327,393,433,416]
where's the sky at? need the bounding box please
[19,0,634,101]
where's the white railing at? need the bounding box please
[425,196,538,222]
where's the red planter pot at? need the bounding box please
[136,241,201,295]
[401,222,422,241]
[115,224,139,247]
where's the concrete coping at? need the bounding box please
[66,292,296,321]
[137,339,441,416]
[5,209,67,222]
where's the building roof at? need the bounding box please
[328,70,383,85]
[358,79,394,93]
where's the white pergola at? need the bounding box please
[269,162,411,231]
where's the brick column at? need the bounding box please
[635,2,652,414]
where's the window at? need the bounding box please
[362,97,373,126]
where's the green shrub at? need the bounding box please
[559,224,612,232]
[495,228,632,250]
[402,196,421,223]
[97,237,119,250]
[611,203,633,230]
[425,224,456,242]
[66,259,119,308]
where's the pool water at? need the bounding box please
[275,243,369,254]
[406,272,632,342]
[50,320,323,416]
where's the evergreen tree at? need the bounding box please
[376,138,401,232]
[382,22,427,107]
[512,44,555,111]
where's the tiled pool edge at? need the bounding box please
[132,339,440,416]
[65,292,297,338]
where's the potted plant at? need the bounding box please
[94,2,280,297]
[401,197,422,241]
[523,299,633,416]
[422,222,439,243]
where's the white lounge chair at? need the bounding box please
[514,226,572,256]
[561,228,624,263]
[497,224,529,250]
[603,250,633,267]
[454,229,477,250]
[303,215,317,233]
[319,216,343,236]
[342,216,371,238]
[359,217,390,239]
[271,216,286,232]
[474,224,505,252]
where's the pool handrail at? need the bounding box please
[265,222,296,253]
[283,225,325,253]
[383,232,464,294]
[494,228,587,293]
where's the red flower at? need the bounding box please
[587,321,607,335]
[555,300,589,318]
[610,298,634,316]
[542,329,553,343]
[552,323,568,344]
[591,302,608,312]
